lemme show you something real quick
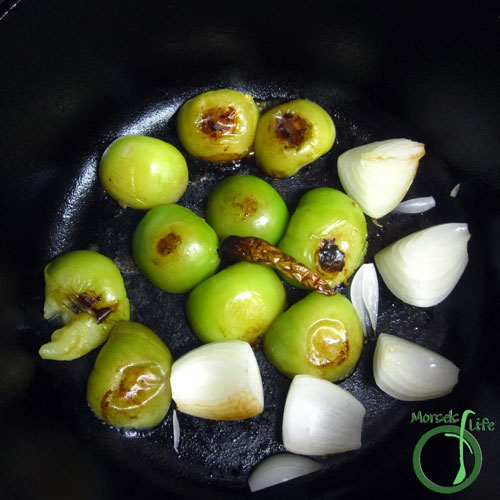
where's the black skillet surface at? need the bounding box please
[35,73,479,498]
[1,2,499,500]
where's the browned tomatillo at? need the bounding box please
[254,99,335,178]
[221,236,335,296]
[40,250,130,361]
[278,187,367,288]
[132,204,220,293]
[87,321,173,429]
[206,174,289,245]
[176,89,260,162]
[263,292,364,382]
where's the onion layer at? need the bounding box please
[349,263,378,336]
[248,454,323,492]
[373,333,459,401]
[282,374,365,456]
[394,196,436,214]
[172,409,180,453]
[374,223,470,307]
[450,183,461,198]
[170,341,264,420]
[338,138,425,218]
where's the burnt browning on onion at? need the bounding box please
[198,107,238,138]
[316,238,345,273]
[221,236,335,296]
[275,112,311,149]
[70,292,114,324]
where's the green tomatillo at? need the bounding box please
[186,262,287,345]
[278,187,367,288]
[99,135,189,209]
[263,292,363,382]
[40,250,130,361]
[87,321,173,429]
[132,204,220,293]
[206,174,289,244]
[254,99,335,178]
[176,89,260,162]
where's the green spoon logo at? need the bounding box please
[413,409,482,493]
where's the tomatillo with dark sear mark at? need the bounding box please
[40,250,130,361]
[278,187,367,289]
[176,89,260,162]
[263,292,363,382]
[87,321,173,429]
[132,204,220,293]
[254,99,335,178]
[206,174,289,245]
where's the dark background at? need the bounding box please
[1,1,499,499]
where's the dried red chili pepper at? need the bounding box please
[221,236,335,296]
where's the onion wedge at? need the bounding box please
[338,138,425,218]
[248,454,323,492]
[373,333,459,401]
[374,223,470,307]
[170,341,264,421]
[282,375,365,456]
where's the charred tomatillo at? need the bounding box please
[186,262,286,345]
[206,174,289,244]
[264,292,363,382]
[40,250,130,361]
[87,321,173,429]
[99,135,188,209]
[133,204,220,293]
[176,89,260,162]
[254,99,335,178]
[278,187,367,288]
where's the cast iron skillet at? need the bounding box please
[1,2,499,500]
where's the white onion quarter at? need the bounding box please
[248,454,323,492]
[170,340,264,420]
[373,333,459,401]
[374,222,470,307]
[282,375,365,456]
[338,138,425,218]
